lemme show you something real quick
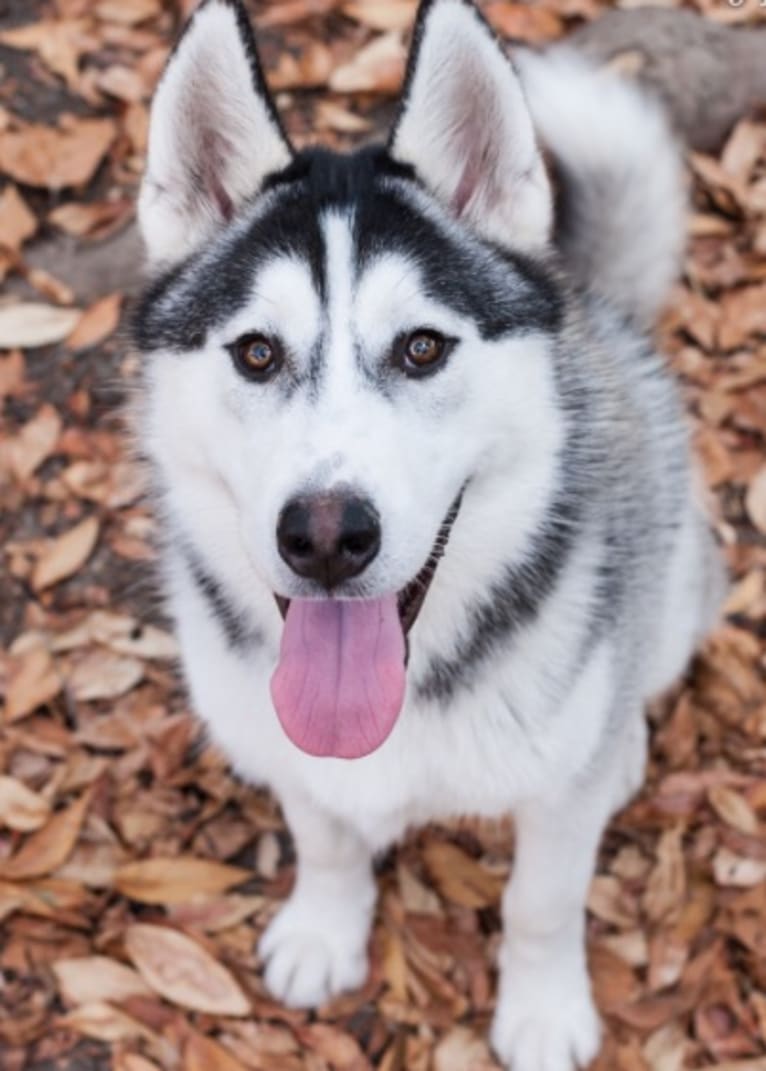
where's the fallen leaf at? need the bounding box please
[0,117,116,190]
[114,856,251,904]
[433,1026,498,1071]
[0,184,37,252]
[67,650,144,701]
[48,199,132,237]
[32,516,100,591]
[0,789,92,880]
[3,646,62,722]
[0,776,51,831]
[66,293,122,351]
[0,303,80,349]
[329,32,405,94]
[713,849,766,888]
[6,403,62,481]
[422,840,504,909]
[745,467,766,534]
[125,923,251,1016]
[184,1032,250,1071]
[95,0,162,25]
[0,19,94,89]
[58,1001,159,1044]
[343,0,416,31]
[53,956,153,1005]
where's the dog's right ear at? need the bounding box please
[138,0,291,267]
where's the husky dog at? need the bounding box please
[134,0,724,1066]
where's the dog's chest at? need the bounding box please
[179,592,613,849]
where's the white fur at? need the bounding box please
[514,46,685,325]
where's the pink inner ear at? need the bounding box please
[453,151,482,217]
[200,129,234,222]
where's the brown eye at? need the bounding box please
[230,334,282,379]
[398,330,452,377]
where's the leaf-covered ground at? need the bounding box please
[0,2,765,1069]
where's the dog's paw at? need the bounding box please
[259,894,369,1008]
[490,975,600,1071]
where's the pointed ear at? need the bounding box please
[389,0,551,250]
[138,0,292,266]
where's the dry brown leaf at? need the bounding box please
[0,303,80,349]
[53,955,153,1006]
[0,117,116,190]
[713,848,766,888]
[66,293,122,351]
[0,775,51,832]
[48,199,132,237]
[433,1027,498,1071]
[0,19,93,89]
[114,856,251,905]
[343,0,416,32]
[708,785,760,835]
[329,32,406,95]
[58,1001,159,1044]
[67,650,144,702]
[32,515,100,591]
[0,183,37,252]
[125,923,251,1016]
[745,467,766,534]
[184,1032,251,1071]
[6,403,62,482]
[422,840,504,909]
[3,645,62,723]
[719,286,766,350]
[95,0,162,24]
[0,788,92,880]
[114,1056,163,1071]
[484,1,564,43]
[644,826,686,923]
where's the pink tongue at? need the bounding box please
[270,596,406,759]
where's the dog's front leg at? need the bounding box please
[491,775,617,1071]
[259,792,376,1008]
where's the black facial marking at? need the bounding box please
[183,546,262,651]
[133,144,564,360]
[414,492,581,704]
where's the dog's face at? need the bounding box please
[136,0,565,758]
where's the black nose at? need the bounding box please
[277,492,381,589]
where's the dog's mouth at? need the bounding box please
[269,493,463,761]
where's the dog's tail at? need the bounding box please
[515,46,685,328]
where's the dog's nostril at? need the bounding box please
[340,532,374,555]
[288,535,312,555]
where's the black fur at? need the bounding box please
[183,546,262,651]
[414,492,581,703]
[132,146,563,359]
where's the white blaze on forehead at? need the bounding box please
[210,255,321,358]
[322,211,356,373]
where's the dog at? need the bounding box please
[133,0,726,1066]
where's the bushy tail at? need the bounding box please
[515,46,685,328]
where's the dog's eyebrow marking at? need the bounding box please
[182,545,263,651]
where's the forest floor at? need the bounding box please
[1,1,766,1069]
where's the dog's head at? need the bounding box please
[136,0,567,759]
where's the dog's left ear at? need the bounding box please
[139,0,292,266]
[389,0,551,249]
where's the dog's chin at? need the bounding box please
[272,491,463,636]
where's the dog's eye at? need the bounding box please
[398,330,451,377]
[230,334,282,379]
